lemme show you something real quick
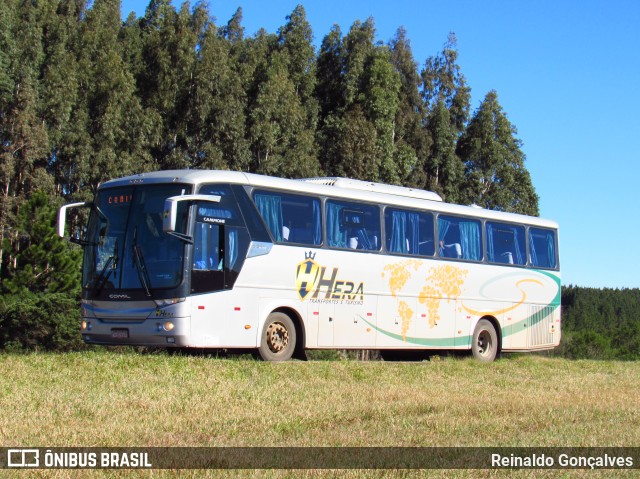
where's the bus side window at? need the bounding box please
[529,227,557,269]
[326,200,380,251]
[437,215,482,261]
[253,191,322,246]
[486,222,526,265]
[385,208,434,256]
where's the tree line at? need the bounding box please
[1,1,538,268]
[556,286,640,360]
[4,0,631,357]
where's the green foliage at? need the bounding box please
[425,100,464,202]
[2,191,81,294]
[389,27,428,187]
[559,286,640,360]
[0,0,555,352]
[457,90,539,215]
[0,292,83,352]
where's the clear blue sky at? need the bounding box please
[121,0,640,289]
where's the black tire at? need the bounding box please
[258,312,297,361]
[471,319,499,362]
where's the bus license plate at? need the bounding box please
[111,328,129,339]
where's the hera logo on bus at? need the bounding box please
[295,252,365,304]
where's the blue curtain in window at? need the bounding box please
[546,233,556,268]
[486,222,496,262]
[312,200,322,245]
[437,217,451,256]
[357,228,372,250]
[326,202,345,248]
[529,228,556,268]
[459,221,481,260]
[529,230,538,266]
[513,228,524,265]
[390,210,408,253]
[408,213,420,254]
[227,229,237,270]
[254,194,283,242]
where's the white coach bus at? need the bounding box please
[58,170,560,362]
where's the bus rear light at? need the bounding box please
[234,307,241,311]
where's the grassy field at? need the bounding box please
[1,351,639,478]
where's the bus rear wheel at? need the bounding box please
[471,319,499,362]
[258,312,297,361]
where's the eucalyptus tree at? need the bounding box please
[189,12,251,171]
[248,49,319,178]
[360,45,401,183]
[0,0,49,280]
[71,0,150,192]
[425,100,463,202]
[246,7,320,178]
[457,90,539,215]
[421,32,470,135]
[317,18,398,182]
[421,33,470,198]
[277,4,318,127]
[389,27,428,187]
[315,24,345,175]
[41,0,85,199]
[137,0,203,169]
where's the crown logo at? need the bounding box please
[305,251,316,260]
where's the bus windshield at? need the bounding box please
[83,184,190,294]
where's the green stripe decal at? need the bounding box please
[502,270,561,338]
[361,270,560,346]
[361,316,463,347]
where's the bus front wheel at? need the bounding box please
[258,312,297,361]
[471,319,499,362]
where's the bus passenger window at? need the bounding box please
[486,222,526,266]
[385,208,434,256]
[326,200,380,251]
[437,215,482,261]
[529,227,557,269]
[253,191,322,246]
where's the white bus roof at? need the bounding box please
[100,169,558,229]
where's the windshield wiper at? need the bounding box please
[94,238,118,295]
[132,228,152,297]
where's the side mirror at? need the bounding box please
[58,202,89,238]
[162,194,221,239]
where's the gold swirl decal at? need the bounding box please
[461,278,544,316]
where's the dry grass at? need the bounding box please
[1,352,639,478]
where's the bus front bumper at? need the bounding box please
[80,317,190,347]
